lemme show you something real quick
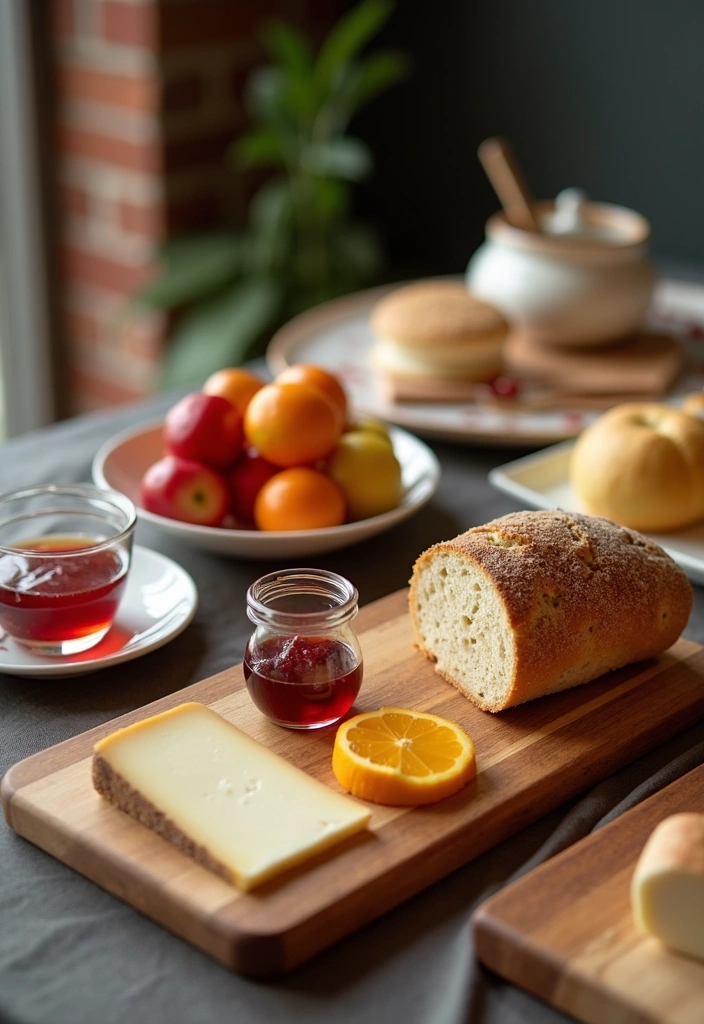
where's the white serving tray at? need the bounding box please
[489,441,704,585]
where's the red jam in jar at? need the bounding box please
[244,570,363,729]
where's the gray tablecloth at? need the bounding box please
[2,395,704,1024]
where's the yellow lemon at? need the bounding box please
[349,416,394,447]
[327,431,402,520]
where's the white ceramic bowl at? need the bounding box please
[92,420,441,559]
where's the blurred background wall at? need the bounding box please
[46,0,335,416]
[4,0,703,427]
[351,0,704,278]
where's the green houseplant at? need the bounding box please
[134,0,407,389]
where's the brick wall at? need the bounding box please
[50,0,336,416]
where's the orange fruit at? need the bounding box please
[202,368,265,416]
[254,467,346,531]
[244,382,343,468]
[332,707,476,806]
[276,364,348,421]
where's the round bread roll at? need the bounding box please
[570,403,704,532]
[682,391,704,420]
[369,281,507,382]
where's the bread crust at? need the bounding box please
[634,813,704,880]
[370,282,507,347]
[409,510,693,711]
[92,753,233,883]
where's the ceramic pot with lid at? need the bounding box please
[466,191,655,347]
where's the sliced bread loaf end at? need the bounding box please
[409,510,692,712]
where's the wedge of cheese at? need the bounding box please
[93,702,371,890]
[631,812,704,960]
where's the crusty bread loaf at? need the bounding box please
[409,510,692,712]
[631,813,704,960]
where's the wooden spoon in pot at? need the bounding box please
[478,136,541,233]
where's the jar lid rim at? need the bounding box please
[246,568,358,628]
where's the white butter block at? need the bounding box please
[631,812,704,960]
[93,702,371,890]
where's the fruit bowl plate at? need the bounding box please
[92,420,441,559]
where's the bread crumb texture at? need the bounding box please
[409,510,692,712]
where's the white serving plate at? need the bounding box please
[0,545,197,678]
[92,421,440,559]
[265,277,704,446]
[489,441,704,585]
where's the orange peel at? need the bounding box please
[332,706,476,806]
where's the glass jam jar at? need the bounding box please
[243,568,363,730]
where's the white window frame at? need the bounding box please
[0,0,56,439]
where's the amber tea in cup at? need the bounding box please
[0,484,137,655]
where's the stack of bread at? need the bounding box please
[369,281,508,402]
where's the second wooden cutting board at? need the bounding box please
[3,588,704,977]
[472,763,704,1024]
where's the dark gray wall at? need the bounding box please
[352,0,704,276]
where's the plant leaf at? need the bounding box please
[314,178,348,221]
[248,178,294,270]
[233,127,286,169]
[262,21,321,119]
[245,67,286,123]
[262,20,314,80]
[348,50,409,110]
[133,234,244,310]
[159,277,282,390]
[315,0,394,88]
[303,137,373,180]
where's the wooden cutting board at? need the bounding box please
[4,589,704,979]
[472,763,704,1024]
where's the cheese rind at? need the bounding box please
[93,702,371,890]
[631,812,704,960]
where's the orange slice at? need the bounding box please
[332,706,476,806]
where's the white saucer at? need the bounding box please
[0,545,198,678]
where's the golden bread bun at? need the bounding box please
[570,403,704,532]
[370,281,506,347]
[682,391,704,420]
[369,335,504,381]
[369,281,507,384]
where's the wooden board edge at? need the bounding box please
[472,905,567,1005]
[472,903,657,1024]
[0,765,19,827]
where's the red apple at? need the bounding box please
[141,455,229,526]
[228,450,279,522]
[164,392,243,469]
